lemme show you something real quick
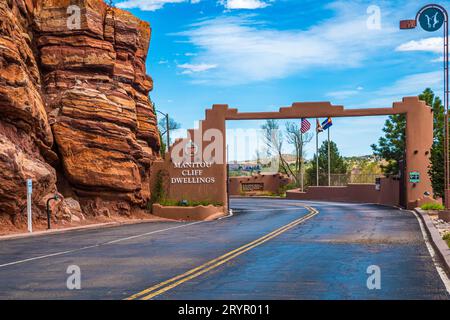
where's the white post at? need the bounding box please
[27,179,32,233]
[316,123,319,186]
[300,132,304,192]
[328,128,331,186]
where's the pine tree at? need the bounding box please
[306,140,347,185]
[371,114,406,176]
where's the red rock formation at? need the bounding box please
[0,0,58,222]
[0,0,160,222]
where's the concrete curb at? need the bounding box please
[0,218,170,242]
[230,196,285,200]
[414,208,450,276]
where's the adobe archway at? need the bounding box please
[151,96,433,212]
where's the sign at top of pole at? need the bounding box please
[27,179,32,194]
[419,7,445,32]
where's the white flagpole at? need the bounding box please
[328,126,331,186]
[300,130,304,192]
[316,120,319,187]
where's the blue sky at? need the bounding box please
[114,0,447,161]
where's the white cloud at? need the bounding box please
[116,0,199,11]
[221,0,270,10]
[173,2,404,85]
[327,86,363,100]
[431,56,444,63]
[115,0,270,11]
[327,89,361,100]
[326,71,443,108]
[377,71,442,97]
[177,63,218,74]
[355,71,443,109]
[396,37,443,54]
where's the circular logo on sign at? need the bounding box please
[419,7,444,32]
[184,141,199,156]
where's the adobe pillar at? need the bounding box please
[401,97,434,208]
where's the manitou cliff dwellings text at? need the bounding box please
[171,162,216,184]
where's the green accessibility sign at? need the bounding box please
[419,7,445,32]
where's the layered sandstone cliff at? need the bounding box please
[0,0,160,226]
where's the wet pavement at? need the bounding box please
[0,199,448,299]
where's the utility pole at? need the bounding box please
[400,4,449,208]
[328,127,331,186]
[166,113,170,153]
[154,102,171,153]
[316,119,320,186]
[300,131,304,192]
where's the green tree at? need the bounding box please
[371,114,406,176]
[306,140,347,185]
[419,88,445,199]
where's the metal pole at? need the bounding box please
[226,144,230,213]
[316,120,319,186]
[47,198,51,230]
[444,12,450,209]
[46,195,58,230]
[153,104,171,155]
[166,113,170,152]
[300,131,304,192]
[401,5,449,208]
[328,127,331,186]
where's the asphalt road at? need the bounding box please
[0,199,449,300]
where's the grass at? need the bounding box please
[420,203,445,211]
[443,233,450,248]
[158,199,223,207]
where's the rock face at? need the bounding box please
[0,0,160,222]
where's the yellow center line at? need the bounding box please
[126,205,319,300]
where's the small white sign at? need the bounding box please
[26,179,32,233]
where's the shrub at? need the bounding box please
[151,170,166,204]
[278,182,298,196]
[159,199,223,207]
[420,203,445,211]
[443,233,450,248]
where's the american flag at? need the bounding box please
[300,118,311,133]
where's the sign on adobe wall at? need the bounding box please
[170,162,216,184]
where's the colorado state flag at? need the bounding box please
[321,117,333,130]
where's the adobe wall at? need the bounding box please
[149,105,229,212]
[152,96,433,211]
[402,98,434,208]
[229,173,292,196]
[286,178,400,207]
[152,204,225,221]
